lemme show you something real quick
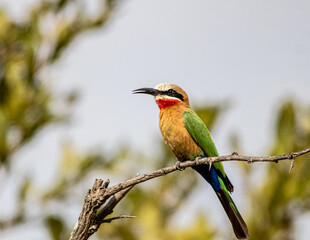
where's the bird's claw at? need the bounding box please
[208,160,212,171]
[194,157,200,166]
[175,161,185,171]
[194,157,212,170]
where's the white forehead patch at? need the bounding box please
[155,83,173,91]
[154,83,181,101]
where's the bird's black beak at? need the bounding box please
[132,88,159,96]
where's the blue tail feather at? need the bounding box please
[193,164,221,191]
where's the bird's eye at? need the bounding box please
[168,89,174,94]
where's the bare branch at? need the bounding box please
[70,147,310,240]
[96,185,134,221]
[69,179,110,240]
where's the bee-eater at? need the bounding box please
[133,83,249,239]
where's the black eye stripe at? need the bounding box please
[163,89,184,101]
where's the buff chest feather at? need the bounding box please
[159,104,203,161]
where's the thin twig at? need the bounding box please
[99,215,137,224]
[289,158,295,173]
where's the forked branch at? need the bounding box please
[70,147,310,240]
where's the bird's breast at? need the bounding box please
[159,107,204,161]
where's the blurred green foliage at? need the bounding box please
[0,0,118,234]
[246,102,310,240]
[0,1,310,240]
[45,215,66,240]
[0,0,117,164]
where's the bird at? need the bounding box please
[133,83,249,239]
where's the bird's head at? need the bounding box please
[133,83,189,110]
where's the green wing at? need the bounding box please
[183,110,226,177]
[183,111,247,237]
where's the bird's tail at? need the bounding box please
[215,182,249,239]
[193,165,249,239]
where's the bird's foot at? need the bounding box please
[231,151,239,156]
[194,157,200,166]
[194,157,212,170]
[174,161,185,171]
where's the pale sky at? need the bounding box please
[1,0,310,239]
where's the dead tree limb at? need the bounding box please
[69,147,310,240]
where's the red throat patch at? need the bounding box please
[156,98,181,110]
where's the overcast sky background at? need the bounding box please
[1,0,310,239]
